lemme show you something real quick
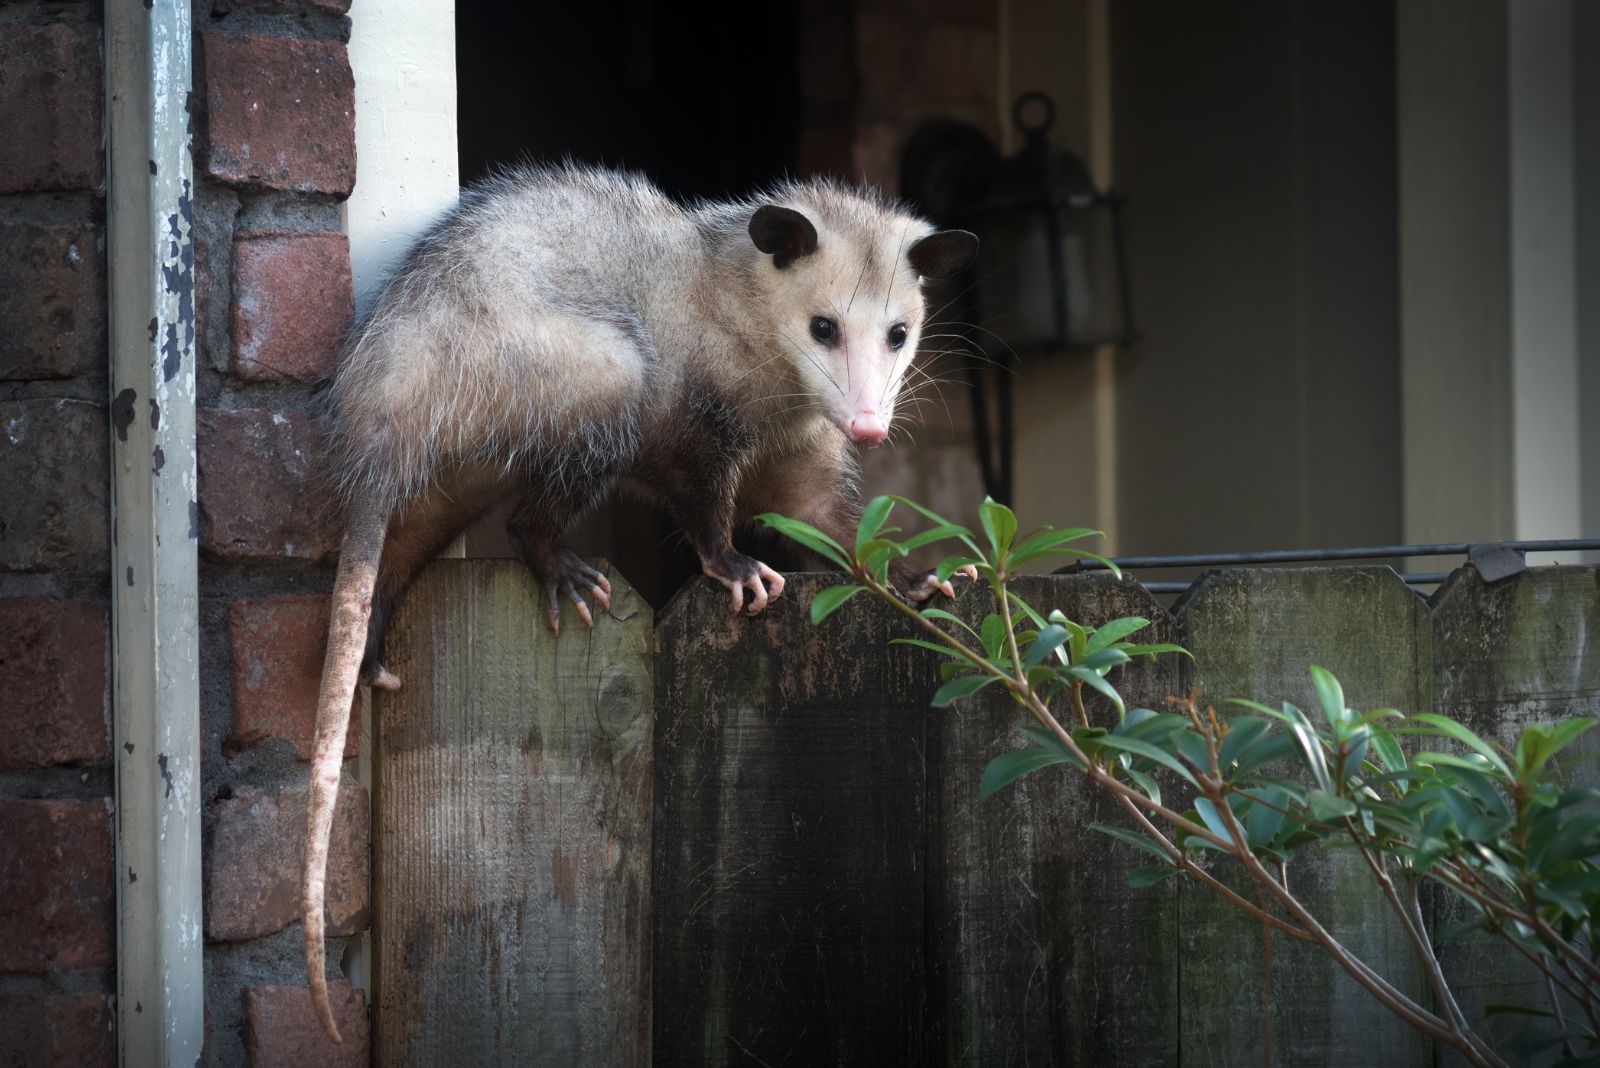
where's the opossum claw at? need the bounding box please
[536,549,610,635]
[705,556,785,615]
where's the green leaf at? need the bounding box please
[1088,822,1173,863]
[979,746,1072,799]
[1309,665,1350,732]
[1519,718,1595,785]
[855,496,896,552]
[1243,786,1289,848]
[900,523,972,554]
[889,637,968,660]
[1124,766,1163,806]
[1194,797,1239,846]
[809,584,865,624]
[1307,789,1357,820]
[1008,526,1104,570]
[931,674,1002,708]
[1086,617,1149,654]
[1219,718,1271,769]
[919,607,977,638]
[1114,642,1193,660]
[1410,713,1512,778]
[1023,624,1071,669]
[980,613,1007,658]
[757,513,850,569]
[1229,734,1297,779]
[1368,725,1407,774]
[1097,734,1198,787]
[1076,647,1132,675]
[978,497,1018,562]
[1270,701,1334,794]
[1127,865,1179,888]
[1069,665,1126,714]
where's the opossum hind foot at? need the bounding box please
[531,548,612,634]
[891,560,979,604]
[702,550,786,616]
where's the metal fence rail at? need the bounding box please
[1059,538,1600,593]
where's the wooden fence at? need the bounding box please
[368,560,1600,1066]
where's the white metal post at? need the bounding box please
[105,0,205,1063]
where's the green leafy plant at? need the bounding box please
[760,495,1599,1068]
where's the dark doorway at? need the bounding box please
[454,1,805,610]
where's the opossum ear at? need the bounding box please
[749,205,819,269]
[907,229,978,280]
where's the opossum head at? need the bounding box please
[748,196,977,447]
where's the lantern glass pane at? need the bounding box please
[972,204,1058,350]
[1058,201,1127,346]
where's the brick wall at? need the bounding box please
[796,0,1000,532]
[190,2,370,1063]
[0,1,116,1063]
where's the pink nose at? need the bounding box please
[849,412,888,446]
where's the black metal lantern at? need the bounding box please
[962,92,1135,353]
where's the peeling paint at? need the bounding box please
[153,446,165,472]
[112,388,138,442]
[4,410,25,445]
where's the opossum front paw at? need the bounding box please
[890,559,979,604]
[702,552,786,616]
[532,549,612,635]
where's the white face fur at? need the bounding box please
[747,203,977,447]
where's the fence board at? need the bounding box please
[372,560,652,1067]
[1176,568,1434,1067]
[925,574,1188,1066]
[652,574,931,1066]
[1432,565,1600,1061]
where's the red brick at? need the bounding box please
[228,595,357,760]
[0,219,106,380]
[0,800,113,972]
[199,32,356,196]
[0,994,115,1067]
[0,599,108,769]
[197,408,342,560]
[0,399,109,573]
[207,785,369,942]
[0,23,103,194]
[230,231,353,382]
[244,983,368,1066]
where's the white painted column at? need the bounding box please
[1509,0,1582,557]
[341,0,458,991]
[106,1,205,1063]
[1399,0,1586,559]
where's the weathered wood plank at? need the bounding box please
[652,574,929,1066]
[372,560,652,1067]
[1432,565,1600,1061]
[1176,568,1434,1067]
[925,574,1187,1066]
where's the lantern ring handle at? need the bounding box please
[1012,91,1056,137]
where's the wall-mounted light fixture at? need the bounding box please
[963,91,1135,353]
[902,92,1136,504]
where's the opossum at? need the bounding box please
[302,163,976,1040]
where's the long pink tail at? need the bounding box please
[304,490,389,1043]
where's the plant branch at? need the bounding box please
[1113,791,1314,944]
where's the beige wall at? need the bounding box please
[1106,0,1403,558]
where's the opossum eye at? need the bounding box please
[810,316,839,346]
[887,323,908,350]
